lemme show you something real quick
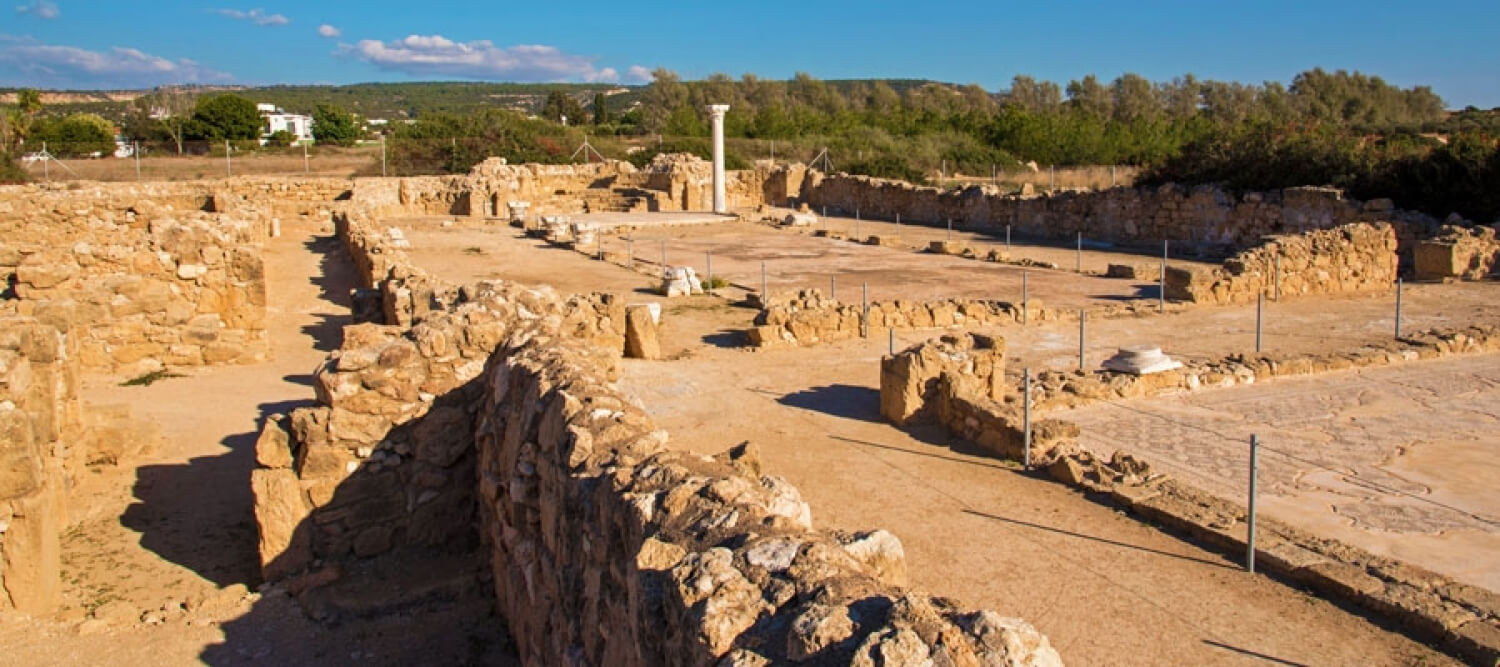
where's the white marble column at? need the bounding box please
[707,104,730,214]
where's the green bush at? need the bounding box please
[626,137,749,170]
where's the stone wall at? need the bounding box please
[889,328,1500,664]
[794,170,1436,251]
[1413,224,1500,281]
[879,334,1078,466]
[0,318,76,614]
[251,279,626,580]
[251,196,1062,665]
[0,188,270,374]
[749,289,1166,349]
[474,324,1059,665]
[1165,222,1399,305]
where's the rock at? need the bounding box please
[837,530,906,587]
[250,468,313,581]
[787,604,855,661]
[782,212,818,227]
[961,611,1064,666]
[661,266,705,298]
[254,415,293,469]
[624,304,662,360]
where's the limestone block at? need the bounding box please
[255,415,294,469]
[0,476,64,614]
[624,305,662,360]
[661,266,705,298]
[250,467,313,581]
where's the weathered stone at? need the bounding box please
[250,467,313,581]
[624,305,662,360]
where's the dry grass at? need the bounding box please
[941,165,1142,192]
[21,146,382,182]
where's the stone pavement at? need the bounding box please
[1060,353,1500,591]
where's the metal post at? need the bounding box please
[1395,278,1403,340]
[225,139,231,177]
[1160,240,1168,313]
[1022,271,1029,325]
[895,212,901,239]
[1006,224,1011,249]
[992,163,997,186]
[889,327,894,355]
[946,218,952,242]
[855,208,860,239]
[1111,165,1116,187]
[1076,231,1082,271]
[861,282,869,338]
[1247,434,1259,573]
[133,141,140,180]
[830,275,836,300]
[381,135,387,177]
[1256,292,1264,354]
[1079,309,1086,371]
[1023,368,1032,470]
[303,141,309,174]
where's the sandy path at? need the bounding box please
[621,339,1458,665]
[0,217,512,665]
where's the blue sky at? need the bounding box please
[3,0,1498,107]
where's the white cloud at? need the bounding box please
[625,65,652,83]
[0,36,231,88]
[216,8,289,26]
[316,23,340,38]
[344,34,619,83]
[14,1,59,19]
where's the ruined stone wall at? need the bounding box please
[0,318,77,614]
[885,328,1500,664]
[250,276,627,579]
[1165,222,1399,305]
[0,188,270,373]
[474,324,1060,666]
[880,334,1077,465]
[749,289,1164,349]
[795,170,1435,250]
[1413,224,1500,281]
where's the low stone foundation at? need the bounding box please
[1165,222,1399,305]
[1413,225,1500,281]
[882,329,1500,664]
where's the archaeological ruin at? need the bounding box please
[2,151,1498,665]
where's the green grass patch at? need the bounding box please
[119,369,184,387]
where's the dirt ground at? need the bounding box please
[10,205,1493,665]
[25,148,379,182]
[1062,354,1500,593]
[398,215,1220,310]
[399,216,1480,664]
[0,216,513,665]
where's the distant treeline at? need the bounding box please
[4,71,1498,220]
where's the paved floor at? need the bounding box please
[1059,354,1500,592]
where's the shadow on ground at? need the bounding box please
[778,384,884,423]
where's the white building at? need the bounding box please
[257,103,314,144]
